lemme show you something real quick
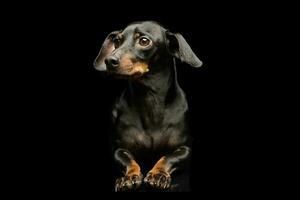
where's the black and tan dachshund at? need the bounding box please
[94,21,202,192]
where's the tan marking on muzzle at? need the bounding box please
[119,54,133,69]
[119,54,149,75]
[131,62,149,74]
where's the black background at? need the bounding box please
[8,1,274,195]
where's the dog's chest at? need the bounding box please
[128,126,183,151]
[113,88,188,150]
[114,109,186,150]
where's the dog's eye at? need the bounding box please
[138,37,151,47]
[113,38,121,48]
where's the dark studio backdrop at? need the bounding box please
[11,1,270,195]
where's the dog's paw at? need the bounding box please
[144,171,171,190]
[115,174,143,192]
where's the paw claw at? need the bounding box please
[144,171,171,190]
[115,174,143,192]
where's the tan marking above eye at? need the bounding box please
[112,34,123,48]
[134,33,140,39]
[113,37,121,48]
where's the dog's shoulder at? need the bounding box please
[111,88,135,123]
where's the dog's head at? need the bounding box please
[94,21,202,78]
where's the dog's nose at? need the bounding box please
[105,56,119,69]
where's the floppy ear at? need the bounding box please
[166,31,202,67]
[94,31,120,71]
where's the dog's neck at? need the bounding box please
[127,57,179,129]
[129,57,177,101]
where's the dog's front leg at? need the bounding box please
[114,148,143,192]
[144,146,191,190]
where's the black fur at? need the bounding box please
[94,21,202,192]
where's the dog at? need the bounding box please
[94,21,202,192]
